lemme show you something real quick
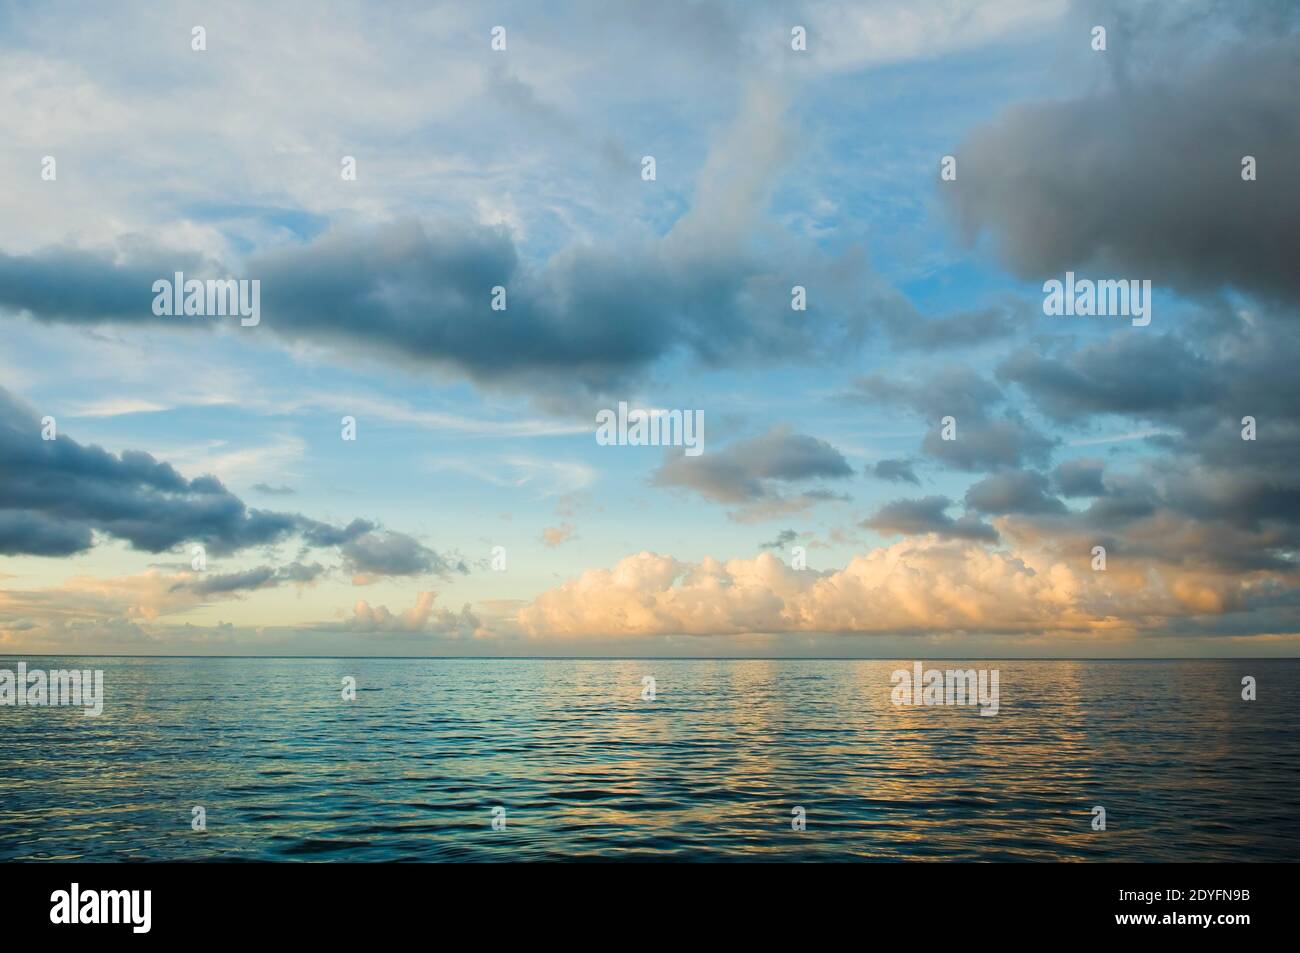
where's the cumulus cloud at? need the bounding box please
[344,592,483,637]
[0,385,358,557]
[0,387,458,579]
[516,536,1292,639]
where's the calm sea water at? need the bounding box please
[1,657,1296,862]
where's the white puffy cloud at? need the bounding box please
[517,535,1288,638]
[345,591,484,638]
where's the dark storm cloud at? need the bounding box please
[964,470,1066,515]
[0,385,414,561]
[945,37,1300,303]
[862,495,998,542]
[652,426,854,504]
[867,458,920,485]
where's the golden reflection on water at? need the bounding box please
[1,657,1296,860]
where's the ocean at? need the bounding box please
[1,657,1296,861]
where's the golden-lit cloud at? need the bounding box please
[343,591,485,638]
[516,535,1290,639]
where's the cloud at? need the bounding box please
[804,0,1067,74]
[964,470,1067,515]
[0,385,336,556]
[759,529,799,551]
[170,562,326,597]
[884,303,1021,351]
[252,482,296,496]
[853,364,1003,421]
[341,530,465,582]
[992,462,1300,576]
[0,565,316,628]
[541,523,576,548]
[0,243,211,323]
[997,333,1216,425]
[0,85,894,402]
[653,426,853,503]
[863,495,999,542]
[0,387,453,577]
[516,534,1293,638]
[0,80,985,407]
[4,0,1298,657]
[1052,459,1106,498]
[867,458,920,485]
[925,418,1056,473]
[651,426,854,522]
[343,592,483,637]
[849,365,1056,472]
[0,557,486,649]
[0,511,93,557]
[986,304,1300,575]
[945,36,1300,304]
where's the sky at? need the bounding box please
[2,0,1299,657]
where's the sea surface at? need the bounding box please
[1,657,1297,862]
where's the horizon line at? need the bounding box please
[0,654,1295,661]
